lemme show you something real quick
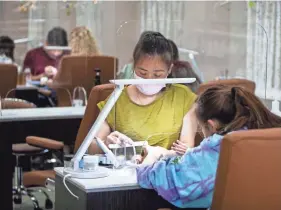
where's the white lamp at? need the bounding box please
[44,46,72,51]
[178,48,199,55]
[66,78,196,177]
[14,38,32,44]
[271,100,281,116]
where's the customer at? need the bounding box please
[46,26,101,81]
[0,36,15,64]
[137,85,281,209]
[69,26,100,56]
[23,27,68,80]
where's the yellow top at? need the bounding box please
[97,84,197,149]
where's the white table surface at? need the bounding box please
[0,107,85,122]
[55,166,140,193]
[16,84,38,90]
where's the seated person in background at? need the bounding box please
[69,26,100,56]
[88,31,197,154]
[0,36,15,64]
[168,39,202,93]
[171,60,202,92]
[46,26,101,83]
[137,85,281,209]
[23,27,68,81]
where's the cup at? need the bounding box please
[83,155,99,171]
[64,154,74,168]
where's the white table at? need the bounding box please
[16,84,38,90]
[0,107,85,122]
[54,166,200,210]
[54,167,181,210]
[55,167,139,192]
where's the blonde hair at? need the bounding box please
[69,26,100,55]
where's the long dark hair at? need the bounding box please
[196,85,281,135]
[0,36,15,61]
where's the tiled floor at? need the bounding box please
[13,187,55,210]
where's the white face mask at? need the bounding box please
[134,72,166,96]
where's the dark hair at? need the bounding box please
[168,39,179,61]
[133,31,173,68]
[196,85,281,135]
[171,60,202,92]
[0,36,15,61]
[47,27,68,46]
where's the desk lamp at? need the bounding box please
[271,100,281,116]
[65,78,196,178]
[44,46,72,51]
[14,38,32,44]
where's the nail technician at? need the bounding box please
[88,31,197,154]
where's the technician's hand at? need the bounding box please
[171,140,188,155]
[106,131,134,146]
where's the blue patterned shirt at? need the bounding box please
[136,133,223,208]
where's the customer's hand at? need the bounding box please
[171,140,188,155]
[106,131,134,146]
[44,66,57,77]
[141,145,168,165]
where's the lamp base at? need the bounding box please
[63,167,110,179]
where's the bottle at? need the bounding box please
[94,68,101,86]
[24,68,32,85]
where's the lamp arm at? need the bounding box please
[71,85,124,170]
[271,100,281,116]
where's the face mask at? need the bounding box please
[134,72,166,96]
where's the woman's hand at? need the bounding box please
[106,131,134,146]
[140,146,168,165]
[44,66,58,77]
[133,146,178,165]
[171,140,188,155]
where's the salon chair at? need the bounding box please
[4,99,59,210]
[26,83,115,152]
[0,63,18,98]
[211,128,281,210]
[13,139,63,210]
[48,55,118,107]
[197,78,256,94]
